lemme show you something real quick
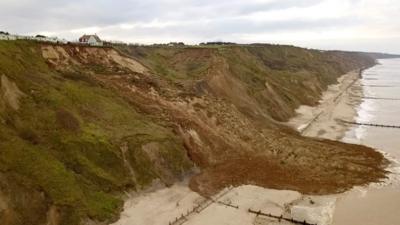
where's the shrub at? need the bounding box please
[56,108,80,132]
[18,127,40,144]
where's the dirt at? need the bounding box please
[107,49,148,74]
[189,149,386,197]
[41,45,147,74]
[45,206,61,225]
[0,75,25,111]
[0,172,49,225]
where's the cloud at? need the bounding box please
[0,0,399,53]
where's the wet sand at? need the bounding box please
[332,186,400,225]
[332,59,400,225]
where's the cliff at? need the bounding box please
[0,40,386,225]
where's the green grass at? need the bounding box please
[117,44,374,122]
[115,46,211,81]
[0,139,83,205]
[0,40,192,224]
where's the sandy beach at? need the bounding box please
[112,182,337,225]
[287,70,363,140]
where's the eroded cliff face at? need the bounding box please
[0,41,386,225]
[103,45,386,196]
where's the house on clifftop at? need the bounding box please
[79,34,103,46]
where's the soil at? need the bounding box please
[189,150,386,197]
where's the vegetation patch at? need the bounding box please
[56,108,80,132]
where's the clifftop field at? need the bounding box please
[0,40,387,225]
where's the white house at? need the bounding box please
[79,34,103,46]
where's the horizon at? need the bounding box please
[1,0,399,54]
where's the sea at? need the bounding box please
[333,58,400,225]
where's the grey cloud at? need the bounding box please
[0,0,399,53]
[0,0,326,33]
[90,15,361,45]
[236,0,322,15]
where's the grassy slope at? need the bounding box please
[0,41,192,225]
[117,44,375,121]
[0,41,380,225]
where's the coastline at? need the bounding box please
[287,69,364,140]
[111,70,368,225]
[289,63,400,225]
[111,65,400,225]
[331,60,400,225]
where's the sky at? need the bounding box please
[0,0,399,53]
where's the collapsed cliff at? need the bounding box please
[0,40,386,225]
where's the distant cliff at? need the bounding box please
[357,51,400,59]
[0,40,385,225]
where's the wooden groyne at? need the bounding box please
[362,96,400,101]
[333,73,360,103]
[248,209,317,225]
[216,200,239,209]
[300,71,361,134]
[339,119,400,129]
